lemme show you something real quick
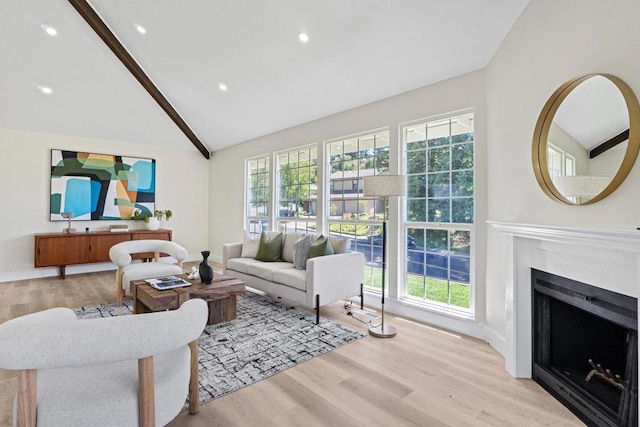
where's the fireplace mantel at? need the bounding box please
[488,221,640,379]
[488,221,640,252]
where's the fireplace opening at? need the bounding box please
[532,269,638,427]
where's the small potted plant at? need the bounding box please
[133,209,172,230]
[154,209,173,222]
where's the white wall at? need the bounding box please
[485,0,640,343]
[590,144,626,177]
[548,123,590,175]
[0,128,210,282]
[209,70,488,336]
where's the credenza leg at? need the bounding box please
[60,265,66,279]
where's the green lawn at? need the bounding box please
[363,266,470,309]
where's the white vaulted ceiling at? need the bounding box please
[0,0,529,155]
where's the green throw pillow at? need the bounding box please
[308,235,334,259]
[255,232,283,262]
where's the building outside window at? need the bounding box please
[246,156,270,235]
[326,129,389,290]
[243,111,476,314]
[403,111,474,312]
[276,146,318,234]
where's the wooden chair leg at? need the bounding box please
[116,268,125,306]
[188,340,200,414]
[17,369,36,427]
[138,356,155,427]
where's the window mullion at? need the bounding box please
[402,111,474,313]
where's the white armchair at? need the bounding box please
[109,240,188,305]
[0,298,208,427]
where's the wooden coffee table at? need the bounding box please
[131,274,245,325]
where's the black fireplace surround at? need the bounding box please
[532,269,638,427]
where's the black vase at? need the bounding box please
[199,250,214,284]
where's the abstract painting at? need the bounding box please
[50,149,155,221]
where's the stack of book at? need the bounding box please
[110,224,129,232]
[145,276,191,290]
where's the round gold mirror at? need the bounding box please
[532,74,640,205]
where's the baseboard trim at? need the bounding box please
[359,291,486,341]
[0,262,116,283]
[0,255,206,284]
[484,326,507,358]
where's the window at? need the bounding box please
[403,112,474,311]
[547,143,563,178]
[547,143,576,178]
[327,130,389,290]
[243,111,476,315]
[276,146,318,234]
[565,153,576,176]
[246,156,270,235]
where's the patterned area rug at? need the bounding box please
[73,291,364,404]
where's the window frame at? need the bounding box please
[244,154,271,235]
[274,144,319,234]
[325,128,390,291]
[401,110,475,315]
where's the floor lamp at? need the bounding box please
[363,174,406,338]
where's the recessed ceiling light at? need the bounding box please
[218,83,228,92]
[135,24,147,34]
[37,86,53,95]
[298,32,309,43]
[41,25,57,36]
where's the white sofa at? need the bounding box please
[223,233,364,323]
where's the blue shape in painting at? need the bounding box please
[64,178,100,217]
[128,160,155,193]
[90,180,101,212]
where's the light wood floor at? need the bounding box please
[0,265,583,427]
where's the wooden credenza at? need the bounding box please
[34,229,172,278]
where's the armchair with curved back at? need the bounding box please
[109,240,188,305]
[0,298,208,427]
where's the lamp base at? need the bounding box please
[368,323,397,338]
[63,228,76,234]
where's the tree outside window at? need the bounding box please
[246,156,270,235]
[277,147,318,233]
[327,130,390,290]
[404,112,474,311]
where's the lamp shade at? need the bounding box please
[552,175,610,198]
[363,174,406,197]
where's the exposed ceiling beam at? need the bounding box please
[589,129,630,159]
[67,0,211,159]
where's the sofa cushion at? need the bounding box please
[282,233,302,263]
[246,262,293,282]
[308,235,334,259]
[293,235,313,269]
[240,232,261,258]
[329,236,351,254]
[226,257,263,274]
[255,232,283,262]
[272,268,307,292]
[121,263,183,292]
